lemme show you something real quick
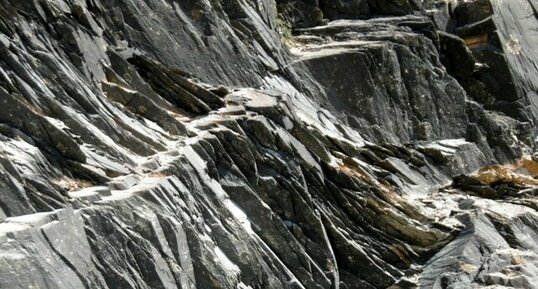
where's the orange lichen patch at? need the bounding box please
[54,176,93,192]
[338,158,401,202]
[338,160,375,185]
[515,156,538,177]
[464,34,489,48]
[389,244,412,265]
[336,156,430,221]
[511,255,526,265]
[472,157,538,187]
[148,171,169,178]
[365,197,448,247]
[459,261,478,273]
[337,156,395,191]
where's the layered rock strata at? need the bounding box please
[0,0,537,289]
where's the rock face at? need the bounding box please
[0,0,537,289]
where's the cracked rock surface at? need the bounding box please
[0,0,537,289]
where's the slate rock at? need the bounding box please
[0,1,536,289]
[438,31,476,78]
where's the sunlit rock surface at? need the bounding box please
[0,0,537,289]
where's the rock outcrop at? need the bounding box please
[0,0,537,289]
